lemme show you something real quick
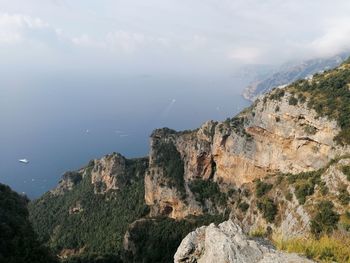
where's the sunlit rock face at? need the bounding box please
[145,88,343,219]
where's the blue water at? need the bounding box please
[0,72,250,198]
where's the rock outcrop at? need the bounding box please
[145,87,343,219]
[174,220,314,263]
[90,153,128,194]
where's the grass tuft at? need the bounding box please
[274,233,350,263]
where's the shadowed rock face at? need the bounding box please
[174,220,314,263]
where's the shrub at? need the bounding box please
[257,197,278,223]
[310,201,339,238]
[255,180,273,198]
[154,141,186,196]
[249,226,266,238]
[294,182,314,205]
[285,192,293,201]
[288,96,298,106]
[189,180,227,208]
[342,165,350,181]
[238,202,249,212]
[270,89,285,101]
[318,182,329,196]
[338,185,350,205]
[304,125,317,135]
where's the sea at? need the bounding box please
[0,71,251,198]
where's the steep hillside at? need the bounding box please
[29,153,227,262]
[29,154,149,261]
[29,58,350,262]
[243,53,349,101]
[0,183,57,263]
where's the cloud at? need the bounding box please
[71,34,105,49]
[227,47,263,64]
[308,18,350,57]
[72,30,171,54]
[0,13,61,46]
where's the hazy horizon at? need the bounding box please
[2,0,350,197]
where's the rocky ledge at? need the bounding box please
[174,220,314,263]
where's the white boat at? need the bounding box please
[19,159,29,164]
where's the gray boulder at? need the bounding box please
[174,220,314,263]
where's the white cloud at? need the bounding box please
[0,13,65,48]
[71,34,105,49]
[72,30,171,54]
[227,47,263,64]
[105,31,146,53]
[309,18,350,57]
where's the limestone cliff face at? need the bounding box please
[90,153,128,194]
[145,89,344,219]
[51,153,132,195]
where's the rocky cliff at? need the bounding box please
[29,59,350,262]
[145,85,345,222]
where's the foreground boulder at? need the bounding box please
[174,220,314,263]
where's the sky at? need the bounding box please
[1,0,350,76]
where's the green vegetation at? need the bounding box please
[257,197,278,223]
[340,212,350,232]
[294,182,314,205]
[310,201,340,238]
[189,179,227,208]
[154,141,186,196]
[291,63,350,145]
[286,169,323,205]
[285,192,293,201]
[62,254,121,263]
[255,180,273,198]
[249,226,267,238]
[342,165,350,181]
[275,234,350,263]
[303,124,317,135]
[269,89,285,101]
[0,183,57,263]
[238,202,249,212]
[124,214,227,263]
[338,184,350,205]
[224,116,253,140]
[288,96,298,106]
[29,158,149,259]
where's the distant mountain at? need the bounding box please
[242,52,350,101]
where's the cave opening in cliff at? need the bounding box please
[209,159,217,180]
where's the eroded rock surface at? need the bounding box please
[174,220,314,263]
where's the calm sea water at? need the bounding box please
[0,72,250,198]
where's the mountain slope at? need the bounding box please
[29,58,350,262]
[0,183,57,263]
[243,53,349,101]
[29,154,149,261]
